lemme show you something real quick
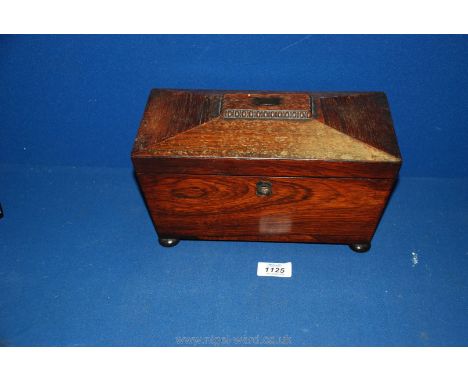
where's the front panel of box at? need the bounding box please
[138,174,395,244]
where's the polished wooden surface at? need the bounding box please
[143,119,398,162]
[133,89,221,149]
[318,93,401,158]
[138,175,395,244]
[133,156,401,179]
[132,89,402,179]
[132,89,402,245]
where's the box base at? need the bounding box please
[156,236,371,253]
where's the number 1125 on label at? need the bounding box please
[257,262,292,278]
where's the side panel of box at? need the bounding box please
[136,174,395,244]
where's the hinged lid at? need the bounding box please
[131,89,402,178]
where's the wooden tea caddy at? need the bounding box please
[131,89,401,252]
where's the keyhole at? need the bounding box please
[256,181,272,196]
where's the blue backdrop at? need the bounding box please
[1,35,468,177]
[1,35,467,346]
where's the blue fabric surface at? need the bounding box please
[1,35,467,346]
[0,165,467,346]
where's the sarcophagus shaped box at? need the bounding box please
[131,89,401,252]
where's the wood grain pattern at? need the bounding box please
[132,89,402,246]
[131,89,402,179]
[138,174,395,244]
[319,93,401,158]
[141,118,399,162]
[132,156,401,179]
[132,89,221,152]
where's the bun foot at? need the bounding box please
[349,243,371,253]
[158,238,180,248]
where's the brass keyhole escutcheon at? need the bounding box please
[256,180,272,196]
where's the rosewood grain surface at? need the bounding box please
[141,118,399,162]
[132,157,401,179]
[131,89,402,179]
[133,89,221,152]
[318,93,401,158]
[132,89,402,246]
[138,174,395,244]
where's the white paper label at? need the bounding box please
[257,262,292,278]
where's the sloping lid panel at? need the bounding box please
[132,89,402,178]
[318,93,401,159]
[149,118,398,162]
